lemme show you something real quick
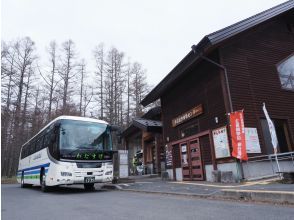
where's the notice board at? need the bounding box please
[245,127,261,153]
[212,126,231,159]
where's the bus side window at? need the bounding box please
[48,125,59,159]
[36,135,44,152]
[27,143,31,156]
[21,146,26,159]
[25,146,29,158]
[30,141,36,155]
[23,146,28,158]
[43,132,50,149]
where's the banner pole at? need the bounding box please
[274,150,281,179]
[263,103,281,179]
[235,158,240,182]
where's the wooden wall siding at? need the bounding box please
[199,135,212,165]
[161,53,227,143]
[220,14,294,154]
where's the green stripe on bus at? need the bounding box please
[24,175,40,179]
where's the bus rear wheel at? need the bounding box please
[40,170,50,192]
[84,183,95,191]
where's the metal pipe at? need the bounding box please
[191,46,233,112]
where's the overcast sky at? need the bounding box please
[1,0,287,87]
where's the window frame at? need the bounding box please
[36,134,44,152]
[276,53,294,92]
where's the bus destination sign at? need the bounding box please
[62,151,114,161]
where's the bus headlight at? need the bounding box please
[61,172,72,176]
[105,171,112,175]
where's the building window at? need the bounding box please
[260,119,293,154]
[179,123,199,138]
[277,54,294,91]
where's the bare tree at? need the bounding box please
[82,86,94,117]
[93,43,105,119]
[104,47,126,125]
[1,38,152,177]
[39,41,60,121]
[1,37,37,176]
[1,41,15,136]
[125,61,132,126]
[31,87,46,135]
[1,41,16,175]
[58,40,77,114]
[77,59,89,116]
[131,62,148,117]
[20,66,33,141]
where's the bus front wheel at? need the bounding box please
[21,173,32,188]
[21,173,26,188]
[84,183,95,191]
[40,170,50,192]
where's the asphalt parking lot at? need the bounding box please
[2,184,294,220]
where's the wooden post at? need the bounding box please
[208,130,217,170]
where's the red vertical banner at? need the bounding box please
[230,111,248,161]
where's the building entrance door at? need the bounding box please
[190,139,204,180]
[180,138,204,181]
[180,142,190,180]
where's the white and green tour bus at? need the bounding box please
[17,116,116,192]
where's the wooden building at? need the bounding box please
[141,1,294,181]
[122,107,165,176]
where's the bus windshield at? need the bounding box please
[59,120,112,160]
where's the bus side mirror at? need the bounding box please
[110,125,122,144]
[110,125,120,132]
[51,133,57,143]
[51,123,60,143]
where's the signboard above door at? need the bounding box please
[172,104,203,127]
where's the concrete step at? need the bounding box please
[220,189,294,204]
[115,178,135,184]
[128,174,159,180]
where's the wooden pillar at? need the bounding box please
[142,131,145,165]
[155,134,161,174]
[208,130,217,170]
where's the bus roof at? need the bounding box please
[21,116,109,147]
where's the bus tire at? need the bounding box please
[40,169,50,192]
[21,174,32,188]
[84,183,95,191]
[21,173,26,188]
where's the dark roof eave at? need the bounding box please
[133,119,162,133]
[122,119,163,137]
[121,124,140,138]
[142,106,161,119]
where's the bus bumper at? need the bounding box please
[46,169,113,186]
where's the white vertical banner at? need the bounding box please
[262,103,281,174]
[262,103,278,151]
